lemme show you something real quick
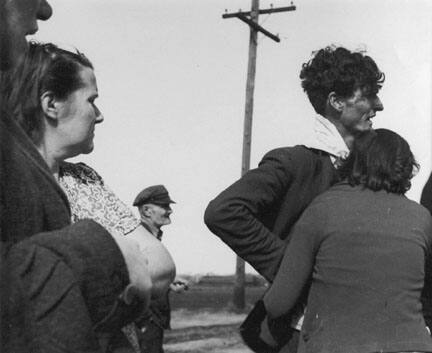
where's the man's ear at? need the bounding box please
[40,91,61,120]
[328,92,345,112]
[140,205,150,217]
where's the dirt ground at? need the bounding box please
[165,309,252,353]
[161,276,267,353]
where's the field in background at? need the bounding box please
[165,274,267,353]
[171,274,267,311]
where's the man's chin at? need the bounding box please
[353,124,373,135]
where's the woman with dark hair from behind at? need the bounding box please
[244,129,432,353]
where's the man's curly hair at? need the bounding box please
[300,46,385,115]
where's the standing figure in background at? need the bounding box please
[132,185,188,353]
[204,45,385,352]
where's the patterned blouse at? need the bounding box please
[59,162,140,236]
[58,161,141,353]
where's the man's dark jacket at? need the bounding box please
[204,146,337,352]
[205,146,337,281]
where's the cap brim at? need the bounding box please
[150,200,176,206]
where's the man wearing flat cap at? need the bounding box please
[133,185,187,353]
[133,185,176,241]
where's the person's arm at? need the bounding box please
[25,219,152,329]
[204,148,294,281]
[263,201,323,319]
[1,220,153,352]
[2,241,105,352]
[240,200,322,353]
[126,224,176,298]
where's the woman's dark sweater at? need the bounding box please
[264,183,432,353]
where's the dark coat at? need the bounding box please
[0,109,71,243]
[0,112,134,353]
[420,172,432,327]
[266,184,432,353]
[421,172,432,216]
[204,146,337,281]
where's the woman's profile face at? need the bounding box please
[56,66,103,158]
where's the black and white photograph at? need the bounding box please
[1,0,432,352]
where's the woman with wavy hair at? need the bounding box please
[2,41,176,353]
[243,129,432,353]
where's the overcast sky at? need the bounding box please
[34,0,432,275]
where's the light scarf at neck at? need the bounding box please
[304,115,349,164]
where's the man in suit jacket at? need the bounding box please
[204,46,385,352]
[0,1,155,352]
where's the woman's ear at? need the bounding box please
[328,92,345,112]
[40,91,60,120]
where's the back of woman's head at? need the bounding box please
[1,41,93,144]
[338,128,418,195]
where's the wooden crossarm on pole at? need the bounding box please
[222,5,296,19]
[236,13,280,42]
[222,4,296,43]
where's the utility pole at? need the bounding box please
[222,1,296,310]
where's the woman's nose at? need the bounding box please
[95,106,104,123]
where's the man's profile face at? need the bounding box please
[339,88,384,135]
[146,203,173,228]
[0,0,52,70]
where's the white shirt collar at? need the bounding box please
[304,115,349,163]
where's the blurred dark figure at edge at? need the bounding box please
[421,173,432,215]
[421,172,432,328]
[0,1,155,352]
